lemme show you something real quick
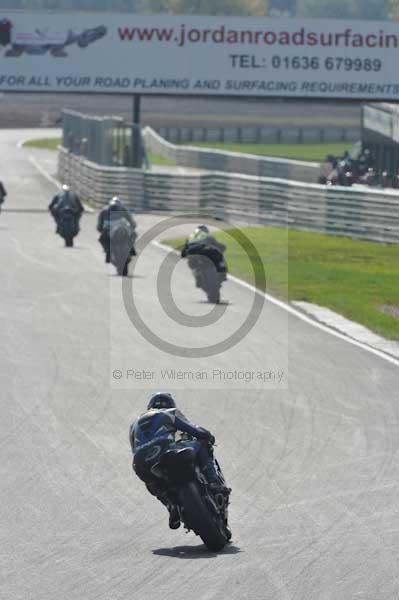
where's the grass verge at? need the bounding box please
[24,138,60,151]
[190,142,351,162]
[24,138,177,167]
[165,226,399,341]
[147,151,177,167]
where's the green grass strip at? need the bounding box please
[24,138,177,167]
[24,138,60,151]
[190,142,351,163]
[165,226,399,341]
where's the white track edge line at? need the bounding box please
[29,156,61,188]
[152,240,399,369]
[26,153,94,213]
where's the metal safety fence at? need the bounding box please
[143,126,320,183]
[62,109,146,168]
[155,124,360,146]
[62,110,353,184]
[58,147,399,244]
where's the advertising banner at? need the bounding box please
[1,11,399,99]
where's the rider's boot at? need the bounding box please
[167,504,181,530]
[157,492,181,530]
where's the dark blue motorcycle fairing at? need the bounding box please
[159,447,196,484]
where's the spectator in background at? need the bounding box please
[318,155,334,184]
[344,171,355,187]
[357,148,373,177]
[365,167,377,187]
[337,151,354,185]
[381,171,390,188]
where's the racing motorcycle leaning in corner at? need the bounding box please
[181,225,227,304]
[129,393,232,551]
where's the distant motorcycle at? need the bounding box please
[0,181,7,212]
[57,207,80,247]
[187,246,226,304]
[109,217,136,276]
[151,437,231,551]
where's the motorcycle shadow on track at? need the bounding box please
[107,273,145,279]
[153,544,241,559]
[196,300,230,306]
[60,245,84,249]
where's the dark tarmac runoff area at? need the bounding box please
[1,127,399,600]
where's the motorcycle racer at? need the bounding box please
[129,392,227,530]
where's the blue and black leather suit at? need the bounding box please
[48,190,84,219]
[181,236,227,273]
[130,408,218,503]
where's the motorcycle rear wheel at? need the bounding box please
[179,482,228,551]
[115,258,129,276]
[204,267,220,304]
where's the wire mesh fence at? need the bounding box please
[61,109,147,168]
[155,124,360,145]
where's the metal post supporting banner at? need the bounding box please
[131,94,141,168]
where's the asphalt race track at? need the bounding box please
[1,130,399,600]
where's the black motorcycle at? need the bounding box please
[0,182,7,212]
[151,438,231,551]
[57,207,80,247]
[187,248,226,304]
[109,218,137,276]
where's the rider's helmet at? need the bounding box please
[189,225,209,243]
[62,184,70,192]
[109,196,122,207]
[147,392,176,410]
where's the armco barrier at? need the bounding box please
[58,147,399,244]
[142,126,321,183]
[156,124,360,146]
[58,147,145,209]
